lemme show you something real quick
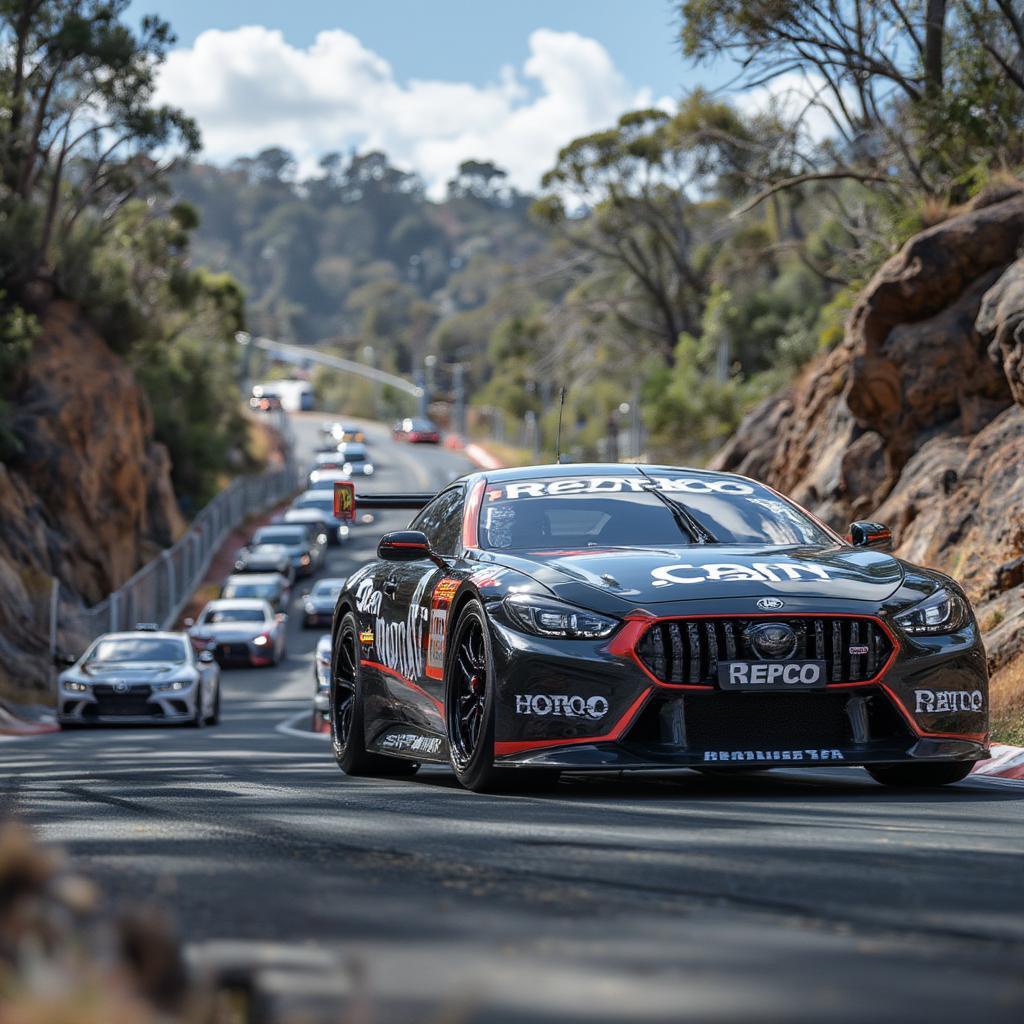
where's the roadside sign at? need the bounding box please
[333,480,356,521]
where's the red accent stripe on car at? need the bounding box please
[462,477,486,549]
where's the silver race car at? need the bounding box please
[188,599,288,667]
[57,630,220,727]
[312,633,331,729]
[302,577,346,628]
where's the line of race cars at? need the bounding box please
[54,421,367,728]
[54,421,992,798]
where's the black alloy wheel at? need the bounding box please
[330,611,418,777]
[450,614,488,765]
[445,600,559,794]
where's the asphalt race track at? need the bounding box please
[1,417,1023,1022]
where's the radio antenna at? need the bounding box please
[554,386,566,464]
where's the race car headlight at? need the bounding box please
[364,464,374,475]
[503,595,619,640]
[894,587,970,636]
[253,634,271,646]
[63,680,90,693]
[154,679,190,692]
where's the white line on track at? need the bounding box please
[275,709,330,740]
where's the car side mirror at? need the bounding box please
[54,652,77,667]
[378,530,431,562]
[849,521,893,551]
[198,650,215,663]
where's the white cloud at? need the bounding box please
[733,70,847,143]
[155,26,661,195]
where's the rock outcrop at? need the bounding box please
[712,189,1024,722]
[0,301,184,699]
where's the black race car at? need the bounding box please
[328,465,989,792]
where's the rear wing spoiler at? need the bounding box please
[333,481,433,520]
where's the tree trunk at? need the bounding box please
[924,0,947,98]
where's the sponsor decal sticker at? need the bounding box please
[359,628,374,646]
[703,749,845,762]
[490,476,755,500]
[757,597,785,610]
[651,561,831,588]
[373,571,433,682]
[719,661,826,689]
[355,578,383,615]
[514,694,610,720]
[380,732,443,755]
[915,689,983,713]
[425,577,460,680]
[848,645,870,655]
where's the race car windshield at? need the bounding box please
[202,609,267,623]
[478,475,833,550]
[254,530,303,546]
[223,583,277,599]
[88,638,187,663]
[297,496,334,513]
[311,580,344,596]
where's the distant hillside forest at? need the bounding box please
[174,132,842,461]
[176,0,1024,462]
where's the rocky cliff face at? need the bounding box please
[712,188,1024,727]
[0,301,184,699]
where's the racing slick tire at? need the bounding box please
[445,600,559,794]
[331,611,419,777]
[865,762,976,788]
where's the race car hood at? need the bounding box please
[493,544,906,606]
[192,623,267,640]
[81,660,182,679]
[238,552,289,572]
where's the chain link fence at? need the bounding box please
[50,412,299,660]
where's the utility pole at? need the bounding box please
[235,331,253,393]
[631,377,643,459]
[606,411,620,463]
[416,369,428,418]
[453,363,466,435]
[424,354,437,413]
[363,345,380,419]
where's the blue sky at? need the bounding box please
[133,1,741,194]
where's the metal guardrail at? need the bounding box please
[49,412,300,660]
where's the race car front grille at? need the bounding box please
[216,642,252,662]
[85,685,160,717]
[635,616,893,685]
